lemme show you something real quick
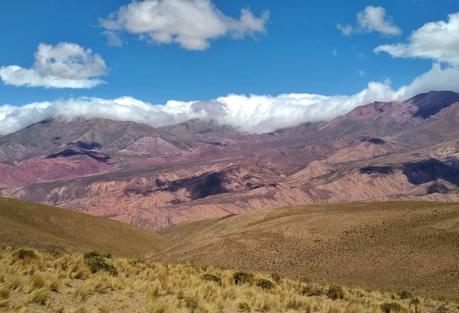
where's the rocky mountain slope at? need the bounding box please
[1,91,459,230]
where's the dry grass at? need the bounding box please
[158,201,459,300]
[1,197,458,309]
[0,246,457,313]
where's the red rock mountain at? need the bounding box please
[1,91,459,230]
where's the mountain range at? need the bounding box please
[1,90,459,230]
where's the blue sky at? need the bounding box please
[0,0,457,105]
[0,0,458,135]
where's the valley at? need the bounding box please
[1,198,458,302]
[2,2,459,311]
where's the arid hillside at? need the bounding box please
[0,198,458,302]
[158,201,459,300]
[0,197,169,257]
[2,247,457,313]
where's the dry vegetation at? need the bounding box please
[0,246,457,313]
[0,197,169,257]
[1,198,458,311]
[158,202,459,300]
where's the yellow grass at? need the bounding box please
[0,246,457,313]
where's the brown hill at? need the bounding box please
[157,201,459,300]
[0,197,458,300]
[0,197,169,257]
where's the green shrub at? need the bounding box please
[13,248,36,260]
[233,272,254,285]
[83,251,117,275]
[238,302,251,312]
[380,302,403,313]
[398,290,412,299]
[327,285,344,300]
[201,273,222,285]
[256,278,274,290]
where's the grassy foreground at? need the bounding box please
[0,247,457,313]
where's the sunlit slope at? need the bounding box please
[2,246,457,313]
[158,201,459,300]
[0,197,170,257]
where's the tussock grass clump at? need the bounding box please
[146,297,174,313]
[0,287,9,299]
[185,296,200,313]
[270,272,281,283]
[286,298,305,310]
[238,302,251,312]
[0,246,456,313]
[327,285,345,300]
[302,283,324,297]
[435,304,449,313]
[381,301,403,313]
[72,306,89,313]
[201,273,222,285]
[30,272,46,290]
[28,287,50,305]
[256,278,275,290]
[83,251,118,275]
[398,290,413,299]
[233,271,254,285]
[13,248,36,261]
[0,299,8,308]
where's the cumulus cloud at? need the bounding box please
[375,12,459,66]
[1,65,458,136]
[0,42,107,88]
[338,6,401,36]
[100,0,269,50]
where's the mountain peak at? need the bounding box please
[408,91,459,119]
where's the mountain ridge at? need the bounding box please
[1,90,459,230]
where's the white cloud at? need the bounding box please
[357,6,401,35]
[338,6,401,36]
[375,12,459,66]
[0,42,107,88]
[337,24,353,36]
[1,65,458,136]
[394,63,459,97]
[100,0,269,50]
[103,31,124,47]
